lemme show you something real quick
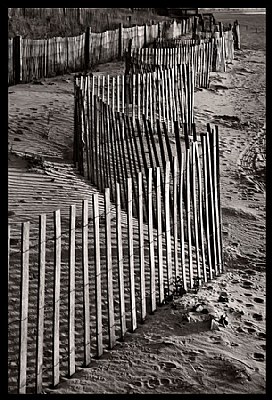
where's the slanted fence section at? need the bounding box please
[73,73,223,282]
[8,17,195,86]
[8,123,223,393]
[126,39,213,88]
[154,24,235,73]
[75,65,194,136]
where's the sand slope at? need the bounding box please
[8,42,265,396]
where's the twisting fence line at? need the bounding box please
[126,39,213,89]
[126,26,235,89]
[73,71,223,275]
[8,65,224,395]
[8,16,195,86]
[8,122,223,393]
[75,64,194,136]
[8,11,230,395]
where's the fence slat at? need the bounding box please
[186,148,193,289]
[116,183,127,337]
[93,194,103,357]
[18,221,30,394]
[206,131,218,276]
[191,142,201,286]
[68,206,76,376]
[201,134,213,280]
[105,188,116,349]
[125,115,139,216]
[156,167,164,304]
[195,141,207,283]
[82,200,91,366]
[112,108,126,208]
[212,129,222,274]
[173,157,179,282]
[53,210,61,387]
[215,125,224,272]
[164,161,173,296]
[36,214,46,393]
[127,178,137,332]
[179,153,187,291]
[138,173,146,322]
[148,168,156,313]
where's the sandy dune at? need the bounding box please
[8,26,265,396]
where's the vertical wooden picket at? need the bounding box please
[93,194,103,357]
[53,210,61,387]
[36,215,46,393]
[191,142,201,285]
[156,167,164,304]
[164,161,173,296]
[173,157,179,282]
[179,153,187,291]
[18,221,30,394]
[186,148,193,289]
[105,188,116,349]
[215,125,224,272]
[138,173,146,322]
[127,178,137,332]
[148,168,156,313]
[116,183,127,337]
[206,132,218,276]
[82,200,91,366]
[201,134,213,280]
[212,129,222,274]
[195,142,208,283]
[68,206,76,377]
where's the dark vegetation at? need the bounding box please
[8,8,171,39]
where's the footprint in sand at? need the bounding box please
[248,327,257,334]
[253,297,264,304]
[245,269,257,276]
[158,361,177,370]
[252,313,263,321]
[253,353,265,362]
[132,380,142,387]
[257,332,266,339]
[160,378,172,385]
[241,280,253,289]
[148,378,161,386]
[142,376,172,389]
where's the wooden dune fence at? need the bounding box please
[127,32,234,89]
[155,24,235,70]
[127,39,213,89]
[8,122,223,393]
[75,64,194,137]
[74,73,223,278]
[8,16,194,86]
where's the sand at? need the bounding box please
[8,23,265,396]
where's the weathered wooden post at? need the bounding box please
[84,26,91,72]
[219,22,223,37]
[192,16,198,39]
[233,20,240,50]
[77,8,82,25]
[118,23,123,59]
[125,39,132,107]
[13,35,22,84]
[144,23,147,47]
